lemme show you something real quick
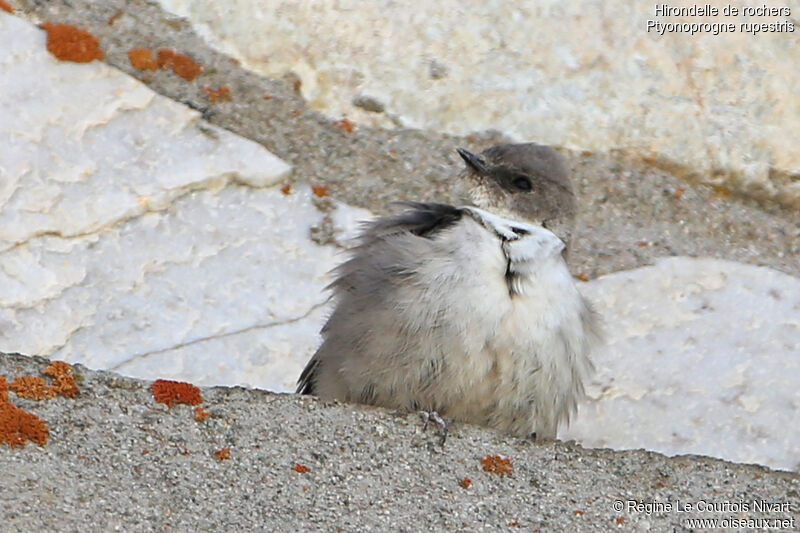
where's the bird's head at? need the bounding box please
[457,143,577,245]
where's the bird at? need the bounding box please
[297,143,601,441]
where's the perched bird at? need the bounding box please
[297,143,601,440]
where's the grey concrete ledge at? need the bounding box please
[1,352,798,531]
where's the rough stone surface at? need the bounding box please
[9,0,799,280]
[0,12,367,389]
[156,0,800,210]
[0,12,290,251]
[1,353,798,532]
[568,257,800,473]
[0,183,365,386]
[2,0,799,498]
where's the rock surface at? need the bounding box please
[9,0,799,280]
[569,257,800,472]
[0,11,364,390]
[157,0,800,210]
[0,12,289,252]
[1,0,799,503]
[1,352,798,532]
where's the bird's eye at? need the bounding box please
[512,176,532,191]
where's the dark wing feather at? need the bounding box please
[296,356,319,394]
[365,202,463,239]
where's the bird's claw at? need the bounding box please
[419,410,448,446]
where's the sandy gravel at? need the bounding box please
[2,353,798,531]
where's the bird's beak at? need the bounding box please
[457,148,488,175]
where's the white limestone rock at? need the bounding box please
[1,172,371,383]
[566,257,800,473]
[156,0,800,208]
[0,12,291,254]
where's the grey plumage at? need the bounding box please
[297,143,601,439]
[457,143,577,247]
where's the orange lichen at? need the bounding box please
[0,0,13,14]
[42,23,104,63]
[508,521,521,528]
[280,184,292,195]
[0,400,49,447]
[128,48,158,71]
[616,517,626,525]
[574,510,585,516]
[293,463,310,474]
[204,87,231,103]
[156,49,174,65]
[152,379,202,408]
[215,447,231,461]
[674,187,686,200]
[194,407,211,422]
[459,478,472,489]
[333,118,354,134]
[311,185,329,198]
[44,361,80,398]
[575,273,590,282]
[43,361,72,378]
[10,376,55,401]
[51,374,80,398]
[480,454,513,476]
[0,362,81,448]
[156,49,202,81]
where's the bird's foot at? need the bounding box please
[419,410,448,446]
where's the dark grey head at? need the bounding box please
[457,143,576,243]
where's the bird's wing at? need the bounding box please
[296,202,466,395]
[361,202,464,240]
